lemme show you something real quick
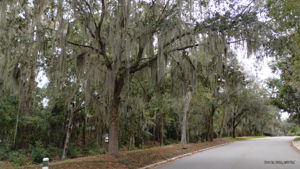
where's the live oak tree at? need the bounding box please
[56,0,266,155]
[267,0,300,124]
[0,0,48,149]
[0,0,278,159]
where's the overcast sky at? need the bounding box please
[238,54,277,82]
[237,53,290,120]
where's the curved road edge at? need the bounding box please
[291,138,300,153]
[138,142,233,169]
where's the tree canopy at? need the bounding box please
[0,0,295,165]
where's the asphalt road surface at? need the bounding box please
[157,137,300,169]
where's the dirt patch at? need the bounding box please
[0,161,15,169]
[21,138,232,169]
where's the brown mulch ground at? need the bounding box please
[0,161,15,169]
[4,138,232,169]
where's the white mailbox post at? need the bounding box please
[42,157,49,169]
[105,136,109,143]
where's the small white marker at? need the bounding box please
[42,157,49,169]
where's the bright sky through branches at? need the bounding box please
[237,55,289,120]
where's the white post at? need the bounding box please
[42,157,49,169]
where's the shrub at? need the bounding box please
[0,147,8,160]
[7,150,26,166]
[165,138,178,145]
[82,146,96,155]
[95,148,106,154]
[30,142,49,164]
[47,146,62,160]
[82,141,102,155]
[67,144,81,158]
[0,140,11,160]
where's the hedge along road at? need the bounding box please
[157,137,300,169]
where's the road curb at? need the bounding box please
[291,140,300,153]
[139,142,233,169]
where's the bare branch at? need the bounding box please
[82,0,98,39]
[163,31,193,48]
[67,41,99,52]
[95,0,107,52]
[166,43,201,53]
[98,0,106,32]
[129,43,146,70]
[157,0,171,22]
[129,56,157,74]
[67,40,111,69]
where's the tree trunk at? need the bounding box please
[12,113,19,150]
[208,115,214,141]
[219,111,226,138]
[187,126,190,143]
[260,122,265,136]
[232,112,236,138]
[160,120,164,146]
[108,76,124,156]
[96,117,102,147]
[62,108,75,160]
[129,135,135,151]
[82,117,86,146]
[207,105,215,142]
[153,111,157,141]
[232,125,236,138]
[181,88,192,148]
[12,94,25,150]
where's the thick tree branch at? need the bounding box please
[128,5,259,75]
[95,0,110,69]
[129,41,200,74]
[130,45,145,68]
[67,41,99,52]
[166,43,201,53]
[157,0,171,22]
[129,56,157,74]
[68,40,111,69]
[163,31,193,48]
[171,57,185,80]
[183,52,196,70]
[98,0,106,32]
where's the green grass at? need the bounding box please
[229,136,267,141]
[293,137,300,142]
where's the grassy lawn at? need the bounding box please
[229,136,267,141]
[293,137,300,142]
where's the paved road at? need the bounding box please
[157,137,300,169]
